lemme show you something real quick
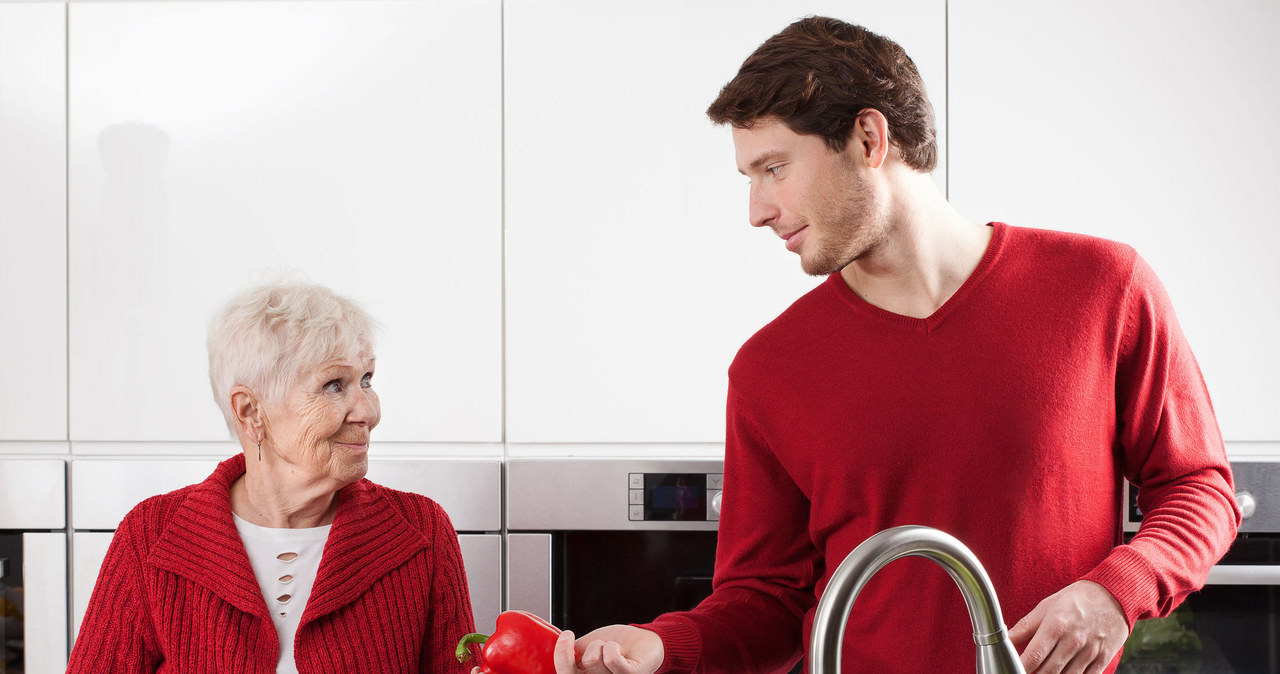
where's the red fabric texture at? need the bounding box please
[642,223,1240,673]
[67,453,475,673]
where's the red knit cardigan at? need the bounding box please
[67,454,475,672]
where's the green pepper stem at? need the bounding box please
[455,633,490,664]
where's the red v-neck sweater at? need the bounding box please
[643,223,1240,673]
[67,454,475,673]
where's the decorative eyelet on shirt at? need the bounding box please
[277,552,299,562]
[276,593,292,604]
[278,574,294,583]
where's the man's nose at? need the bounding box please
[748,183,778,229]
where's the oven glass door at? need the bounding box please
[1118,535,1279,672]
[553,530,717,633]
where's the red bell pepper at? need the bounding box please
[456,610,574,674]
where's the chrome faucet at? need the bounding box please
[808,525,1026,674]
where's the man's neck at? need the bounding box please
[840,173,990,319]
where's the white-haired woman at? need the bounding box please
[69,281,475,673]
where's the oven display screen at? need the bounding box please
[644,473,706,521]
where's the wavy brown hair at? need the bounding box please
[707,16,937,173]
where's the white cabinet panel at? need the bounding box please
[71,458,220,530]
[71,531,112,644]
[458,534,501,636]
[68,1,502,444]
[505,0,947,442]
[365,458,501,532]
[0,459,65,529]
[0,3,67,442]
[22,533,69,674]
[949,0,1280,440]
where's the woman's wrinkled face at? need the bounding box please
[263,350,380,487]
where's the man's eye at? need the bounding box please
[767,165,782,177]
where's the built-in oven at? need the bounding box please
[1119,460,1279,672]
[506,458,723,634]
[0,459,69,674]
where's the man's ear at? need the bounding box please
[229,385,264,441]
[848,108,891,169]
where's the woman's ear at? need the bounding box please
[229,385,264,441]
[849,108,891,169]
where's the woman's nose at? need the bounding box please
[347,389,380,426]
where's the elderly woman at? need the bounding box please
[68,281,475,673]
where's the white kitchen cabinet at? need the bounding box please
[67,1,502,445]
[949,0,1280,441]
[504,0,947,443]
[0,3,67,444]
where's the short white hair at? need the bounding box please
[207,278,378,434]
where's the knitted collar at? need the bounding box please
[145,453,429,625]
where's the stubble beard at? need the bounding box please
[798,176,887,277]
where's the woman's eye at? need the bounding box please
[324,380,342,394]
[361,373,373,388]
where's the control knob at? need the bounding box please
[1236,491,1256,520]
[711,490,723,515]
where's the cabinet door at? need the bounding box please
[0,3,66,443]
[67,1,502,445]
[949,0,1280,440]
[504,0,947,442]
[457,534,501,636]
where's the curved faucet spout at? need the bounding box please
[808,526,1026,674]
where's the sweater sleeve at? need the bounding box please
[1082,253,1242,625]
[639,383,816,673]
[67,517,162,672]
[419,501,476,674]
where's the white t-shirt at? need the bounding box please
[233,514,331,674]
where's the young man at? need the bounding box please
[567,16,1240,674]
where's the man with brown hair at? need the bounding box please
[566,16,1239,674]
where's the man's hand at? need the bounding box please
[1008,580,1129,674]
[574,624,664,674]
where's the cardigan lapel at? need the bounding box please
[146,454,271,620]
[299,480,428,625]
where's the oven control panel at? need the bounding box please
[628,472,723,522]
[1124,461,1277,534]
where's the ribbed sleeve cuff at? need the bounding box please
[1081,545,1161,628]
[634,617,702,674]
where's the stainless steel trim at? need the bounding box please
[1204,565,1280,585]
[506,533,551,619]
[366,459,502,531]
[0,459,65,529]
[458,534,502,634]
[23,532,68,673]
[507,458,723,530]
